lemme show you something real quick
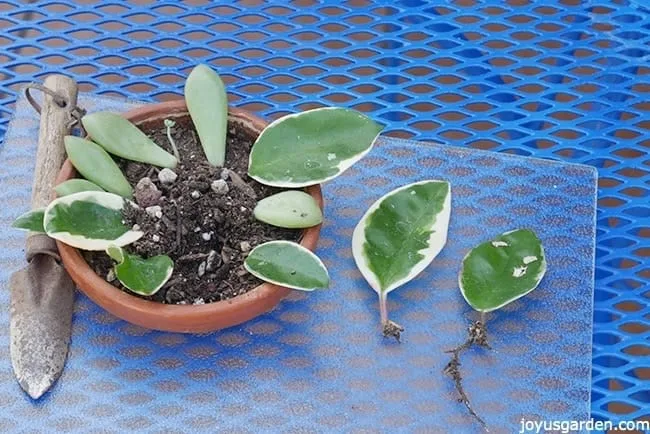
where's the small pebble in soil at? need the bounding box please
[191,190,201,199]
[211,179,229,195]
[135,177,162,207]
[206,250,218,271]
[240,241,251,252]
[145,205,163,219]
[158,168,178,185]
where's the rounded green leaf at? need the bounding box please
[244,241,329,291]
[248,107,383,188]
[460,229,547,312]
[82,112,178,168]
[64,136,131,198]
[253,190,323,228]
[12,209,45,233]
[44,191,143,251]
[55,179,105,197]
[108,245,173,296]
[185,64,228,166]
[352,180,451,294]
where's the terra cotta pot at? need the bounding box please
[55,100,323,333]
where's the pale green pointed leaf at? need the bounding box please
[244,241,329,291]
[55,179,105,197]
[185,64,228,166]
[44,191,143,251]
[460,229,547,312]
[82,112,177,168]
[248,107,383,188]
[64,136,132,198]
[107,245,173,296]
[352,180,451,294]
[253,190,322,228]
[12,209,45,233]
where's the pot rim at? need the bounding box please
[55,99,323,333]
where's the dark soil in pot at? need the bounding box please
[86,115,300,305]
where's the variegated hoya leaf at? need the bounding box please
[253,190,322,229]
[55,179,105,197]
[244,241,329,291]
[352,180,451,295]
[107,245,173,296]
[11,209,45,233]
[44,191,143,251]
[459,229,547,312]
[248,107,383,188]
[82,112,178,168]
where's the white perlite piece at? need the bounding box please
[512,266,527,278]
[145,205,163,219]
[523,255,538,264]
[202,232,212,241]
[220,168,230,180]
[491,241,509,247]
[193,297,205,305]
[106,269,116,282]
[198,261,206,277]
[211,179,229,195]
[158,168,178,184]
[191,190,201,199]
[240,241,251,252]
[152,234,160,242]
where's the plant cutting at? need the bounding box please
[12,64,383,332]
[445,228,546,431]
[352,180,451,341]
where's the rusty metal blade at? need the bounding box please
[10,250,74,399]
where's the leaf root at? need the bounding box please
[444,320,491,432]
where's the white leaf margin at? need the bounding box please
[44,191,143,251]
[352,179,452,294]
[248,107,382,188]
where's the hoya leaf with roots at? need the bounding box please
[460,228,547,312]
[352,180,451,340]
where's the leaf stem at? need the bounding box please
[379,292,404,342]
[164,119,181,163]
[444,317,491,432]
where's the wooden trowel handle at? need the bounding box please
[30,75,78,209]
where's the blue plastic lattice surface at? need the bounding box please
[0,0,648,428]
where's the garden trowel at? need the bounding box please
[9,75,78,399]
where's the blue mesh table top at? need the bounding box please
[0,0,648,430]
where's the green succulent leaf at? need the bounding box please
[107,245,173,296]
[352,180,451,294]
[82,111,177,168]
[55,179,105,197]
[460,229,547,312]
[12,209,45,233]
[244,241,329,291]
[185,64,228,166]
[64,136,132,198]
[253,190,323,229]
[44,191,143,251]
[248,107,383,188]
